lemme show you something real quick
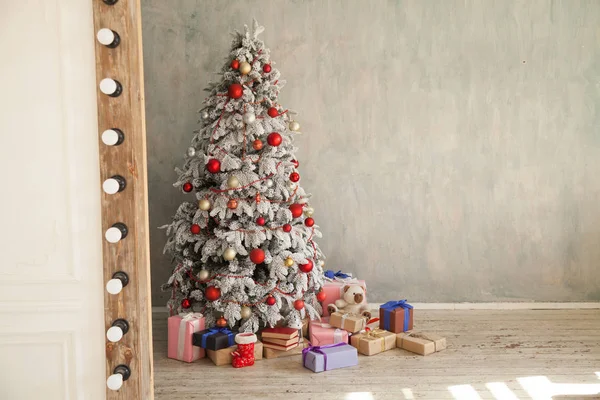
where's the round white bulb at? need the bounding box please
[187,147,196,157]
[242,112,256,124]
[106,326,123,342]
[105,227,122,243]
[101,129,119,146]
[107,373,124,391]
[201,111,209,119]
[106,278,123,295]
[97,28,115,46]
[266,179,274,188]
[100,78,118,95]
[102,178,120,195]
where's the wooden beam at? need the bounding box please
[91,0,154,398]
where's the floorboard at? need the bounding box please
[153,310,600,400]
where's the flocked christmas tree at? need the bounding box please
[162,21,326,333]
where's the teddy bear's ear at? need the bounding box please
[343,285,351,293]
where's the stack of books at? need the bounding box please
[261,327,299,351]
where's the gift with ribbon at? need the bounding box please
[302,342,358,373]
[397,331,446,356]
[192,327,236,351]
[167,313,206,362]
[379,300,414,333]
[321,276,367,317]
[309,318,349,346]
[206,341,264,366]
[350,328,396,356]
[329,311,367,333]
[323,270,353,280]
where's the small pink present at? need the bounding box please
[168,313,206,362]
[309,318,349,346]
[320,279,367,316]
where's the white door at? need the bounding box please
[0,1,105,399]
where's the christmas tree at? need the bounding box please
[162,21,326,333]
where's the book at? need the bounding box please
[261,337,299,347]
[262,341,299,351]
[261,327,299,340]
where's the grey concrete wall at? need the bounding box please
[142,0,600,305]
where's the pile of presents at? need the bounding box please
[167,271,446,372]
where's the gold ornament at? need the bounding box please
[198,270,209,280]
[289,121,300,132]
[227,176,240,188]
[304,206,314,217]
[198,199,211,211]
[223,247,237,261]
[239,61,252,75]
[284,257,294,267]
[240,306,252,319]
[319,260,325,267]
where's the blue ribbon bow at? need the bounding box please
[381,300,413,331]
[302,342,347,371]
[324,270,351,280]
[201,327,234,348]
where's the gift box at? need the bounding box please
[207,341,263,366]
[350,329,396,356]
[366,317,380,331]
[321,272,366,316]
[263,341,308,359]
[397,332,446,355]
[309,318,348,346]
[379,300,414,333]
[302,342,358,373]
[167,313,206,363]
[329,312,366,333]
[192,327,235,351]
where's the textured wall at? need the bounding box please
[142,0,600,305]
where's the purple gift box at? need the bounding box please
[302,342,358,373]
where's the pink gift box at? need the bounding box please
[309,318,349,346]
[320,279,367,316]
[168,313,206,362]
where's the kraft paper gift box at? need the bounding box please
[321,270,366,317]
[207,341,263,366]
[167,313,206,363]
[302,342,358,373]
[263,341,308,359]
[397,332,446,356]
[329,312,366,333]
[309,319,348,346]
[192,327,235,351]
[350,329,396,356]
[379,300,414,333]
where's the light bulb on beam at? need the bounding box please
[99,78,122,97]
[106,271,129,295]
[107,364,130,391]
[101,129,124,146]
[106,319,129,343]
[105,223,128,243]
[96,28,120,48]
[102,175,126,195]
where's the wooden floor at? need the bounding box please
[153,310,600,400]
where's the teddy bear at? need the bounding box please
[327,284,371,320]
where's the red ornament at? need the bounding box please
[267,107,279,118]
[282,224,292,233]
[299,259,313,273]
[289,203,303,218]
[252,139,263,150]
[316,291,327,302]
[291,159,299,168]
[249,248,265,264]
[267,132,282,146]
[256,217,266,226]
[289,172,300,182]
[255,193,261,203]
[182,182,193,193]
[304,217,315,227]
[266,295,276,306]
[228,83,244,99]
[216,316,227,328]
[227,199,238,209]
[263,64,272,73]
[230,59,240,69]
[181,298,191,309]
[190,224,201,234]
[206,158,221,174]
[205,286,221,301]
[293,299,305,310]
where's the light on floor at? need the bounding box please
[485,382,519,400]
[401,388,415,399]
[448,384,482,400]
[518,375,600,399]
[344,393,374,400]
